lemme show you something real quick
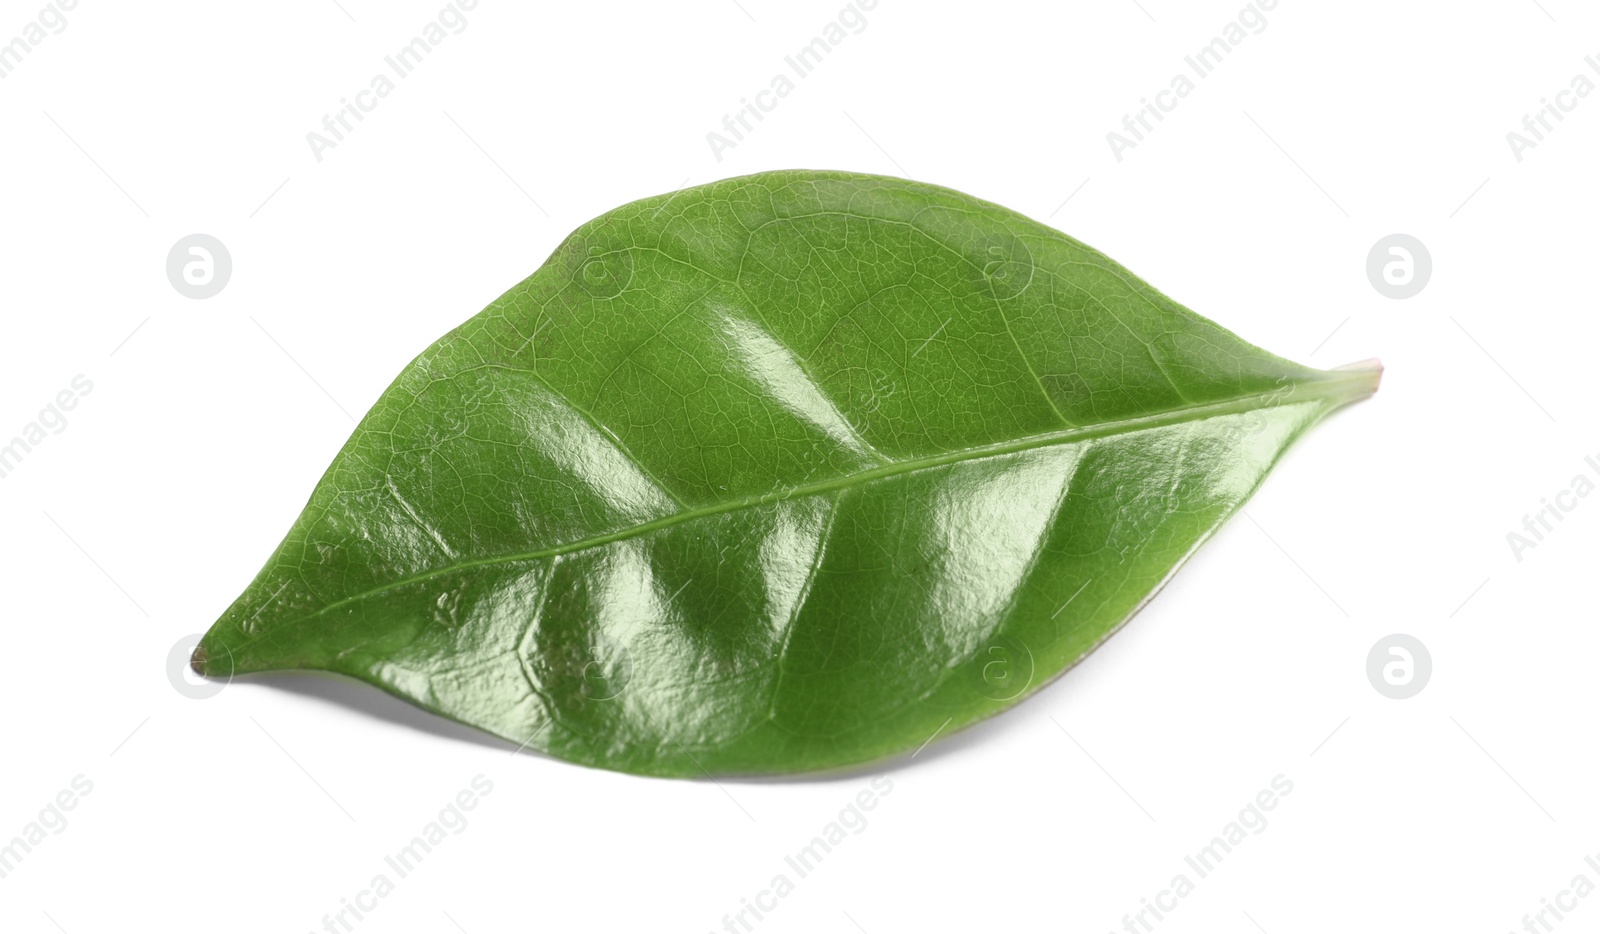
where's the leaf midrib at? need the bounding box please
[263,371,1372,632]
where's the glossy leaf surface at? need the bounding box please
[196,170,1378,776]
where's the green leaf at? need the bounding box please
[196,170,1378,777]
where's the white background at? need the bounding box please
[1,1,1596,932]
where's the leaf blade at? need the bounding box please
[197,170,1377,776]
